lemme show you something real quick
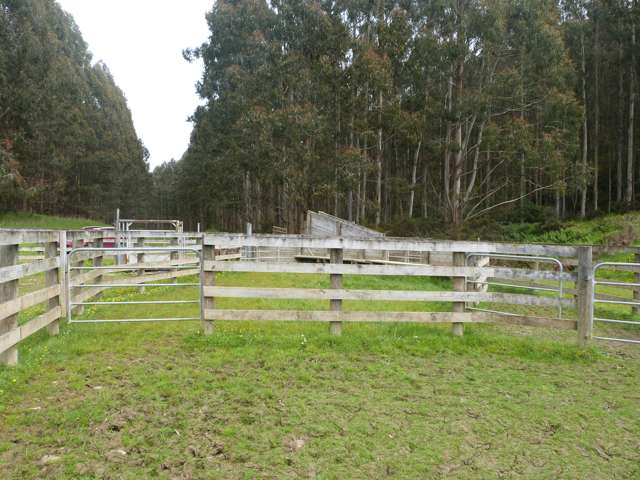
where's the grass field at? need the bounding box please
[1,213,640,478]
[1,270,640,479]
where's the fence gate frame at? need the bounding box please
[66,246,203,324]
[464,253,566,320]
[592,261,640,344]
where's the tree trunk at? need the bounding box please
[408,139,422,218]
[375,90,383,227]
[617,39,625,203]
[627,20,636,206]
[580,28,588,218]
[593,13,600,212]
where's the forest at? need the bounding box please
[1,0,639,234]
[161,0,640,233]
[0,0,151,219]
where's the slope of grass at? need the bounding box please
[499,211,640,246]
[0,212,105,230]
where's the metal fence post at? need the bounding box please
[452,251,466,337]
[71,238,85,315]
[0,242,19,366]
[329,246,343,336]
[576,246,594,346]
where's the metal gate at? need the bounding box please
[465,253,565,319]
[592,261,640,344]
[66,247,203,324]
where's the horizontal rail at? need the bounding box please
[71,300,199,306]
[70,317,200,324]
[204,309,478,323]
[593,317,640,325]
[0,229,60,245]
[592,336,640,344]
[204,286,574,307]
[71,283,199,288]
[0,257,60,283]
[594,298,640,306]
[205,261,575,281]
[0,307,61,354]
[0,285,60,319]
[595,280,640,288]
[468,280,560,293]
[70,264,198,270]
[204,234,580,257]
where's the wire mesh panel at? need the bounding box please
[66,247,202,324]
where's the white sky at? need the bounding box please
[56,0,212,168]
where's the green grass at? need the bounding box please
[0,212,105,230]
[2,272,640,479]
[499,211,640,246]
[1,212,640,478]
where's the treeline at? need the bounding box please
[0,0,151,220]
[154,0,639,233]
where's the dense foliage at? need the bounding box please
[158,0,639,233]
[0,0,151,219]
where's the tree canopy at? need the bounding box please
[161,0,639,233]
[0,0,151,219]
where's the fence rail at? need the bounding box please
[201,233,590,342]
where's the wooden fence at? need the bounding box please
[201,234,593,343]
[5,228,638,367]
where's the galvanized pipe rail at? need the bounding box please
[592,261,640,344]
[66,247,203,324]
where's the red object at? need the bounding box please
[66,227,116,248]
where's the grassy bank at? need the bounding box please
[0,212,105,230]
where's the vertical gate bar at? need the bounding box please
[71,238,85,315]
[329,246,343,336]
[0,242,19,366]
[576,246,594,346]
[58,231,67,317]
[202,239,215,335]
[44,238,61,336]
[452,251,466,337]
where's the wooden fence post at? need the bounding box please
[93,236,103,300]
[137,236,145,293]
[329,247,343,336]
[633,251,639,316]
[576,246,594,346]
[202,239,215,335]
[0,243,19,366]
[452,252,466,337]
[58,231,67,317]
[170,236,179,283]
[44,236,62,336]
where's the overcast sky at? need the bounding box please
[56,0,212,168]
